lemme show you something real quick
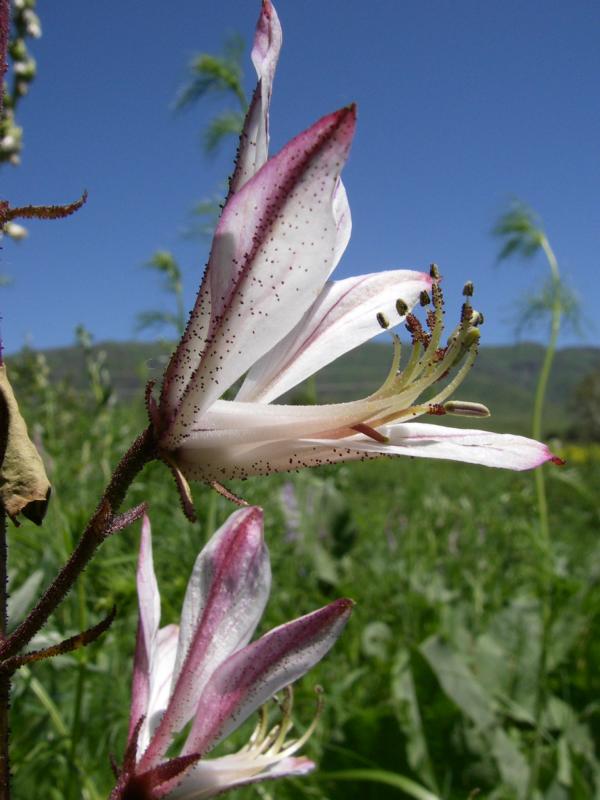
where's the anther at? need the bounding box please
[471,310,484,326]
[429,263,441,280]
[419,290,431,307]
[376,312,390,329]
[462,281,474,297]
[396,299,409,317]
[443,401,490,418]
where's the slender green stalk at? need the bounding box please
[525,235,562,800]
[531,237,561,551]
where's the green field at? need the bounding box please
[6,342,600,800]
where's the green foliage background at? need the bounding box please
[5,342,600,800]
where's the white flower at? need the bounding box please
[110,510,352,799]
[152,1,556,500]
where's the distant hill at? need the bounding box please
[7,339,600,437]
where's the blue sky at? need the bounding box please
[1,0,599,354]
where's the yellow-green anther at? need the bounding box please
[395,299,408,317]
[443,400,491,417]
[444,326,480,371]
[471,310,484,326]
[419,290,431,307]
[462,281,474,297]
[429,263,441,279]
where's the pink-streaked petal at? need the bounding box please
[236,269,432,402]
[381,423,558,470]
[139,507,270,770]
[172,507,270,688]
[174,424,555,482]
[229,0,282,195]
[160,106,357,448]
[161,755,314,799]
[128,515,161,745]
[182,598,353,757]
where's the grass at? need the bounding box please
[5,352,600,800]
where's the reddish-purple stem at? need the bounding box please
[0,426,156,663]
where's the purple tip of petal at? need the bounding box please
[537,446,565,469]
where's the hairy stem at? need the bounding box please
[0,426,156,663]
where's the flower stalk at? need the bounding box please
[0,425,156,663]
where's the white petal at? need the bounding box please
[159,106,357,447]
[229,0,282,194]
[182,397,384,447]
[128,516,161,747]
[379,422,558,470]
[138,508,270,770]
[236,269,432,402]
[140,623,179,755]
[175,423,556,482]
[164,754,314,800]
[331,180,351,271]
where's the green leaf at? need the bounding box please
[419,635,496,729]
[493,201,545,262]
[174,33,247,112]
[392,649,439,792]
[318,769,442,800]
[7,568,44,629]
[203,109,245,154]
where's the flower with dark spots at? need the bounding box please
[153,0,556,500]
[110,510,352,799]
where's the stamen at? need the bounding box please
[427,404,446,416]
[243,705,270,752]
[376,311,390,329]
[360,283,488,433]
[351,423,390,443]
[267,687,295,755]
[377,334,402,395]
[395,298,409,317]
[405,314,430,347]
[419,290,431,307]
[443,400,490,418]
[276,687,325,761]
[462,281,474,297]
[429,263,441,279]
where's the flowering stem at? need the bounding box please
[532,237,561,548]
[526,235,561,800]
[0,426,156,663]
